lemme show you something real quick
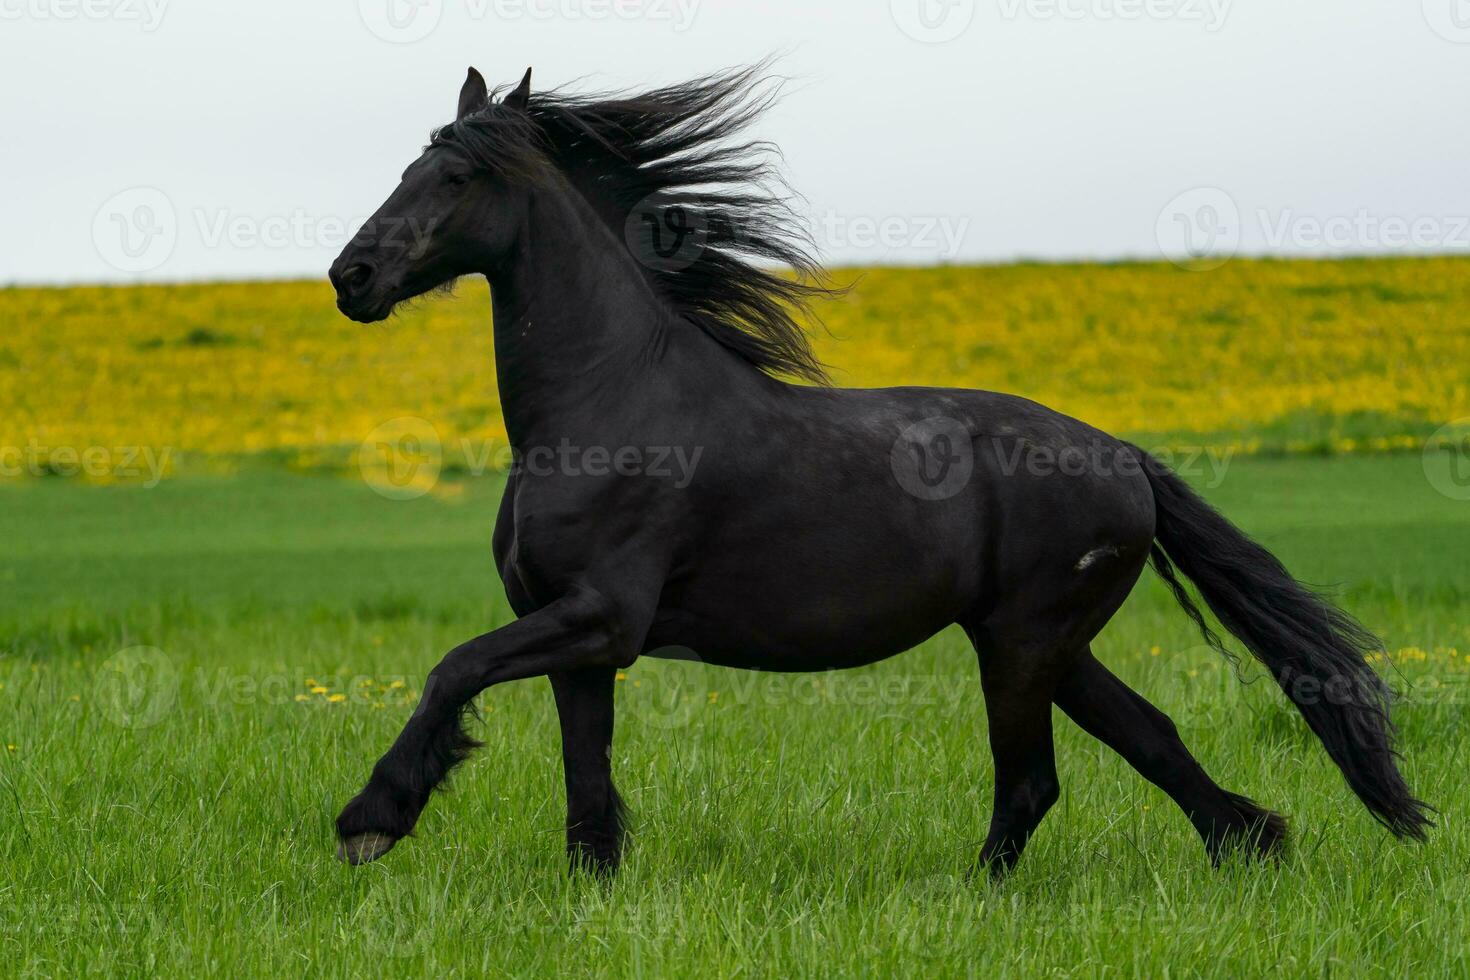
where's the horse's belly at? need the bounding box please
[643,559,968,671]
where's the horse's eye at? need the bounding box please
[447,173,472,187]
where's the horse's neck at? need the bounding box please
[487,185,670,445]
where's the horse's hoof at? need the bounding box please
[337,832,398,865]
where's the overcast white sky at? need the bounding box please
[2,0,1468,283]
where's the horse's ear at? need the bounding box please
[457,67,488,121]
[503,67,532,111]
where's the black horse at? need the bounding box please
[327,65,1429,875]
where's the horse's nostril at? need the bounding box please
[342,263,372,289]
[333,261,374,295]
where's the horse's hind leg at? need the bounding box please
[969,633,1063,877]
[1054,649,1286,862]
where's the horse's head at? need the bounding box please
[329,67,535,323]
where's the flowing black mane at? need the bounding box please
[431,64,834,383]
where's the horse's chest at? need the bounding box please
[494,498,603,610]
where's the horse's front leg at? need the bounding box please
[335,586,644,864]
[550,667,623,875]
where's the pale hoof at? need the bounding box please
[337,832,398,865]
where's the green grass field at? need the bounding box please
[2,453,1468,975]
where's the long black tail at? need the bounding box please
[1130,444,1430,840]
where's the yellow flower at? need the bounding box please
[294,694,311,702]
[327,693,347,703]
[6,258,1466,485]
[310,685,329,695]
[615,672,627,681]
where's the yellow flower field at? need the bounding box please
[2,256,1467,481]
